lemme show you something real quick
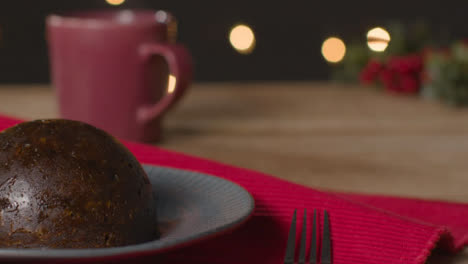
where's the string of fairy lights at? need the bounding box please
[227,25,391,63]
[107,0,391,65]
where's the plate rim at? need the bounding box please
[0,164,255,260]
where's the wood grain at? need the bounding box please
[0,82,467,263]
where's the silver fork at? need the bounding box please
[283,209,331,264]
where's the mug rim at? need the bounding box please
[46,9,172,29]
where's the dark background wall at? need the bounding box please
[0,0,466,83]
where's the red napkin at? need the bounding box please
[1,115,467,264]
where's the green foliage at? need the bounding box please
[423,41,468,106]
[330,20,468,107]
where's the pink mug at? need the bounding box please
[46,9,193,142]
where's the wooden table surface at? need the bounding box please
[0,82,467,263]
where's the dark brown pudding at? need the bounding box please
[0,119,158,248]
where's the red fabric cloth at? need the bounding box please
[1,115,467,264]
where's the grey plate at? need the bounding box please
[0,165,255,262]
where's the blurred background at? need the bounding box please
[0,0,467,83]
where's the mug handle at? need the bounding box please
[136,43,193,124]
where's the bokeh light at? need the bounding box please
[106,0,125,6]
[229,24,256,54]
[167,75,176,94]
[367,27,391,52]
[155,11,169,23]
[321,37,346,63]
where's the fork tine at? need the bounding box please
[321,210,332,264]
[309,209,317,264]
[298,209,307,264]
[284,209,297,264]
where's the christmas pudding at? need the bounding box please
[0,119,158,248]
